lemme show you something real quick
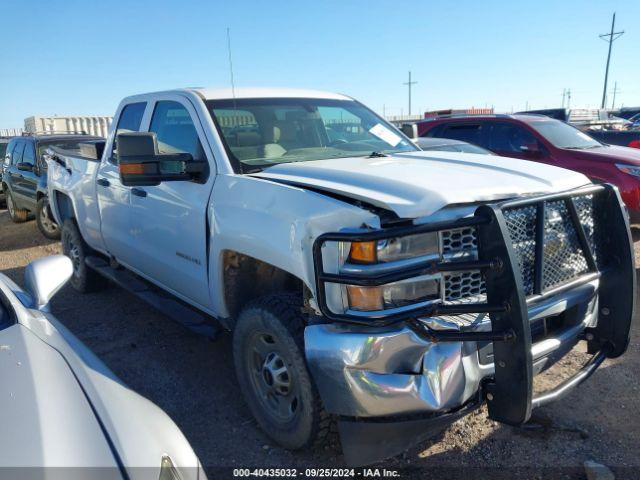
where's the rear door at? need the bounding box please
[128,95,214,308]
[96,102,147,263]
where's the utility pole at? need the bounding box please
[562,88,566,108]
[566,89,571,109]
[403,71,417,116]
[599,13,624,109]
[610,82,621,109]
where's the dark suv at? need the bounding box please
[2,133,103,238]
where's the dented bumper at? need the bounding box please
[307,184,635,466]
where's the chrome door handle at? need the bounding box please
[97,178,110,187]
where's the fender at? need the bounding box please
[208,174,380,319]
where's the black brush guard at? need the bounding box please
[312,184,635,426]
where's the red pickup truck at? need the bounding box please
[417,114,640,221]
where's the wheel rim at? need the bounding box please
[247,332,299,423]
[64,235,82,278]
[39,199,58,234]
[7,194,14,216]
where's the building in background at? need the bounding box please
[24,115,112,137]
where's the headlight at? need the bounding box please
[322,232,443,316]
[347,232,439,264]
[616,163,640,178]
[346,275,441,311]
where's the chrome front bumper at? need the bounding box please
[305,280,599,419]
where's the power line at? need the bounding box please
[599,12,624,109]
[403,71,418,116]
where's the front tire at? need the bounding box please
[61,219,107,293]
[233,294,331,450]
[6,191,28,223]
[36,197,61,240]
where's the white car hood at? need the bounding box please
[255,151,591,218]
[0,324,117,468]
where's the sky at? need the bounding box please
[1,0,638,128]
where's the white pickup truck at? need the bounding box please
[47,88,635,465]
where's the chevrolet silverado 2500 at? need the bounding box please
[47,88,636,465]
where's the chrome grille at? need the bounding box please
[444,271,486,301]
[441,227,477,255]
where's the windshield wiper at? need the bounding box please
[368,151,388,158]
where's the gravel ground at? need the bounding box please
[0,209,638,479]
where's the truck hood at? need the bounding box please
[255,151,590,218]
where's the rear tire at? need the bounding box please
[6,191,28,223]
[233,294,332,450]
[61,219,107,293]
[36,197,61,240]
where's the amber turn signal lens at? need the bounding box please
[349,241,377,264]
[346,285,383,311]
[120,163,146,175]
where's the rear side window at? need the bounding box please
[441,123,484,146]
[149,101,204,161]
[110,102,146,163]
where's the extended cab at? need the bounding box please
[47,88,636,465]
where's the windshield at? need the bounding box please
[529,120,602,149]
[206,98,418,172]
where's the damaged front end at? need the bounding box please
[305,184,635,466]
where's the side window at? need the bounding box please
[3,141,15,166]
[110,102,146,163]
[22,142,36,165]
[489,122,539,154]
[11,142,25,165]
[149,101,204,161]
[441,123,484,146]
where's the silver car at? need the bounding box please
[0,255,206,480]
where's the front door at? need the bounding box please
[7,141,26,203]
[96,101,147,264]
[19,142,39,210]
[128,96,214,308]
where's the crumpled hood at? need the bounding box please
[255,151,591,218]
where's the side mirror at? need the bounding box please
[401,123,418,139]
[117,132,205,187]
[519,143,544,158]
[16,162,34,172]
[24,255,73,311]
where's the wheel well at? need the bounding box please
[222,251,304,319]
[53,191,76,224]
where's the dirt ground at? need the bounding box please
[1,208,639,479]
